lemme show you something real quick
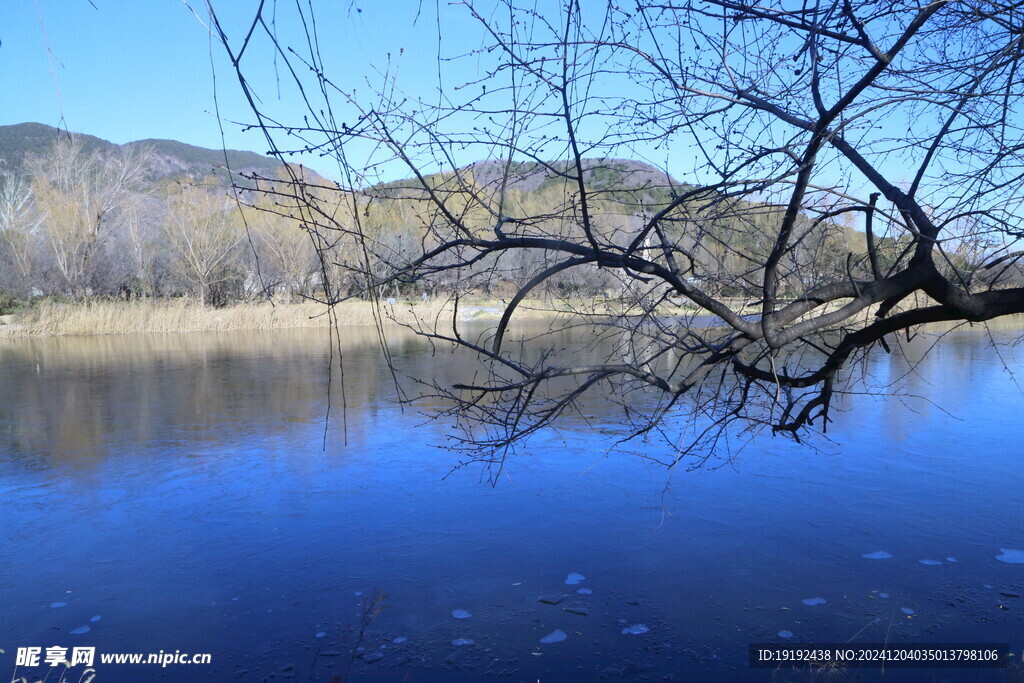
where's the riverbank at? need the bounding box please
[0,299,450,337]
[0,297,583,337]
[4,295,1005,339]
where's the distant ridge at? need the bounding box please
[0,122,317,184]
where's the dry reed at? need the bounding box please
[0,299,462,337]
[0,297,571,337]
[7,295,999,339]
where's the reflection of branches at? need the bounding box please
[337,589,388,683]
[212,1,1024,474]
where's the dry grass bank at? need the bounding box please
[7,294,1011,339]
[0,299,466,337]
[0,297,580,338]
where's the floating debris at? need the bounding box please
[946,557,958,563]
[801,598,826,606]
[999,591,1021,599]
[901,607,915,615]
[996,549,1024,564]
[880,593,890,599]
[621,624,649,635]
[392,636,407,644]
[315,632,326,639]
[89,615,101,622]
[69,626,90,635]
[540,629,567,644]
[577,588,593,595]
[451,638,474,646]
[451,609,472,619]
[919,559,942,566]
[565,573,586,585]
[538,594,565,605]
[50,602,68,608]
[564,606,589,616]
[863,551,893,560]
[777,630,794,639]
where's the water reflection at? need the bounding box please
[0,322,1022,681]
[0,327,455,468]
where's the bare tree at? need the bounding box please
[29,136,150,296]
[211,1,1024,476]
[0,173,43,297]
[164,183,244,307]
[242,189,319,304]
[120,194,165,300]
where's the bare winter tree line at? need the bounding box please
[204,0,1024,475]
[0,139,742,311]
[0,136,329,308]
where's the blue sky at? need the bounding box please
[2,1,467,179]
[0,1,937,205]
[2,2,708,186]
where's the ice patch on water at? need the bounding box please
[946,557,957,563]
[919,559,942,566]
[540,629,567,644]
[621,624,649,635]
[996,548,1024,564]
[392,637,407,644]
[577,588,593,595]
[901,607,915,615]
[69,626,90,635]
[452,638,474,646]
[777,630,794,639]
[863,551,893,559]
[801,597,826,606]
[315,632,326,638]
[451,609,472,619]
[565,572,586,585]
[90,615,101,622]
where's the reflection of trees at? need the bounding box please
[3,319,1021,471]
[0,328,402,467]
[0,324,696,468]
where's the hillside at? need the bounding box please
[0,122,316,185]
[369,157,869,286]
[0,121,876,308]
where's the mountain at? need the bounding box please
[0,122,318,185]
[373,157,693,204]
[464,158,692,196]
[1,121,871,284]
[0,123,112,175]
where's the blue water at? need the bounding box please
[0,324,1022,681]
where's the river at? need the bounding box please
[1,322,1022,681]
